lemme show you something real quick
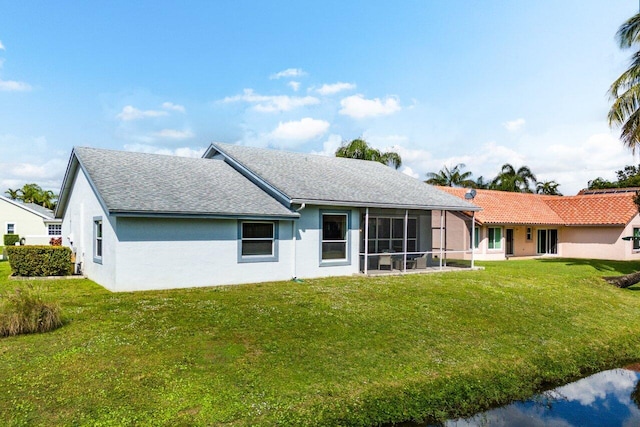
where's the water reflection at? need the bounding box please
[445,368,640,427]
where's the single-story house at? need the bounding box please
[54,143,480,291]
[0,195,62,245]
[437,186,640,261]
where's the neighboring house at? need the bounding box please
[0,195,62,245]
[55,144,479,291]
[438,187,640,261]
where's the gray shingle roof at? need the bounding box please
[22,202,55,219]
[73,147,297,218]
[210,143,480,211]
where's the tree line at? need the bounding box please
[4,183,58,210]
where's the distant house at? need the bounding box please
[54,144,479,291]
[0,195,62,245]
[438,187,640,261]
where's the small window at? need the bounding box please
[241,222,274,257]
[6,223,15,234]
[526,227,532,241]
[488,227,502,250]
[321,212,349,262]
[48,224,62,236]
[634,228,640,250]
[473,227,480,249]
[94,218,103,263]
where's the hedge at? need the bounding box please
[3,234,20,246]
[6,246,73,277]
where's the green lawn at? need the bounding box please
[2,259,640,426]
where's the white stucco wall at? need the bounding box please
[0,198,56,245]
[61,169,117,288]
[113,217,295,291]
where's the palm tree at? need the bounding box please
[425,163,475,187]
[4,188,19,200]
[474,176,490,189]
[335,138,402,169]
[608,12,640,153]
[490,164,537,193]
[536,180,562,196]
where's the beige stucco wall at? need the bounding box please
[0,198,55,245]
[559,217,640,261]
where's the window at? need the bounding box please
[473,227,480,249]
[93,218,103,263]
[6,223,15,234]
[488,227,502,250]
[634,228,640,251]
[240,221,275,258]
[322,212,349,262]
[48,224,62,236]
[537,229,558,254]
[526,227,532,241]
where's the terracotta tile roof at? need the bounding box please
[545,193,638,225]
[436,187,639,226]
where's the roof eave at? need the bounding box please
[289,198,481,211]
[109,210,299,220]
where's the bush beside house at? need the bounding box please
[6,246,73,277]
[3,234,20,247]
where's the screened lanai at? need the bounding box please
[360,208,477,274]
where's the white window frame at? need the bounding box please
[6,222,15,235]
[488,227,502,250]
[48,224,62,236]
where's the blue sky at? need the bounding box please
[0,1,638,195]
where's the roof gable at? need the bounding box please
[57,147,298,219]
[206,143,479,211]
[0,195,55,220]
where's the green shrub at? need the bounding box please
[0,285,63,337]
[3,234,20,246]
[6,246,72,277]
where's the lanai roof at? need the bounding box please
[206,142,479,211]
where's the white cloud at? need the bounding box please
[222,89,320,112]
[124,144,205,157]
[161,102,186,113]
[116,105,168,121]
[339,94,401,118]
[317,82,356,95]
[288,81,301,91]
[0,41,4,50]
[401,166,420,179]
[311,134,344,157]
[270,117,330,141]
[503,118,526,132]
[270,68,306,79]
[0,79,31,91]
[153,129,194,140]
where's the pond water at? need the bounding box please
[397,367,640,426]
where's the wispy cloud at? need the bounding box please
[317,82,356,95]
[0,79,32,91]
[161,102,186,113]
[339,94,401,118]
[503,118,525,132]
[153,129,194,140]
[270,117,329,141]
[116,105,169,121]
[0,41,5,50]
[288,81,301,91]
[222,88,319,112]
[270,68,306,79]
[124,144,205,157]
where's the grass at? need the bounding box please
[1,258,640,426]
[0,284,63,336]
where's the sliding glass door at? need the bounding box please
[537,229,557,254]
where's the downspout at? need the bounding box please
[292,203,306,279]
